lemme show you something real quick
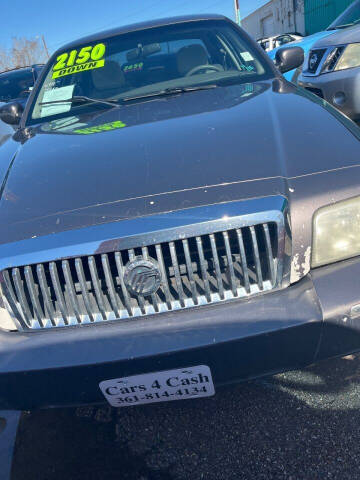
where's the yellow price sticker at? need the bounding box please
[52,43,106,79]
[74,121,126,135]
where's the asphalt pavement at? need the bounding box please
[12,354,360,480]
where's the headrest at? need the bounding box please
[92,61,125,90]
[176,44,208,75]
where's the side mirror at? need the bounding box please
[0,102,24,126]
[275,47,304,74]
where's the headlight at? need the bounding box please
[334,43,360,71]
[312,196,360,268]
[0,283,18,331]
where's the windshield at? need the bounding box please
[0,69,35,103]
[28,20,272,124]
[327,0,360,29]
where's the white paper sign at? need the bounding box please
[40,85,75,117]
[99,365,215,407]
[241,51,254,62]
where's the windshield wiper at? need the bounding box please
[122,85,218,102]
[327,24,353,30]
[39,95,119,107]
[327,19,360,30]
[40,86,218,108]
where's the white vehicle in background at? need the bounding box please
[258,33,304,52]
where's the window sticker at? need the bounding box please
[123,62,144,73]
[40,85,75,117]
[240,64,255,72]
[240,52,254,62]
[74,120,126,134]
[52,43,106,79]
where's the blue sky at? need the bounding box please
[1,1,267,54]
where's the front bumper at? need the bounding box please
[1,256,360,411]
[298,67,360,120]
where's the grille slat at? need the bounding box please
[88,256,107,320]
[142,246,159,312]
[101,254,121,317]
[223,232,237,297]
[209,234,225,299]
[12,268,32,323]
[4,269,27,328]
[169,241,185,307]
[236,228,251,294]
[37,264,56,326]
[182,239,198,305]
[263,224,276,286]
[24,266,44,327]
[2,221,280,330]
[250,226,263,290]
[75,258,94,322]
[155,244,172,309]
[128,249,146,314]
[196,236,212,302]
[62,260,81,323]
[323,46,345,72]
[49,262,69,325]
[115,252,133,316]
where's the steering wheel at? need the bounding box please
[186,64,223,77]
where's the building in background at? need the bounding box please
[242,0,354,39]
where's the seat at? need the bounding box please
[91,60,126,95]
[176,44,209,76]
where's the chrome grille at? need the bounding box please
[2,222,281,330]
[322,46,345,73]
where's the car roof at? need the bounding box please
[59,14,229,52]
[0,64,44,76]
[0,66,32,76]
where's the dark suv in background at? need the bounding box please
[0,65,43,142]
[0,65,43,106]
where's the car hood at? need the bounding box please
[1,79,360,245]
[312,24,360,47]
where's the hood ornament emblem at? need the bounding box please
[124,256,162,296]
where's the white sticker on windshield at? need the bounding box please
[240,52,254,62]
[40,85,75,118]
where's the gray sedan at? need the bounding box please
[298,23,360,120]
